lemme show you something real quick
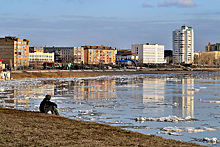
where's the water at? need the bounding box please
[0,72,220,146]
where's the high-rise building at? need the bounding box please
[131,43,165,64]
[173,26,194,64]
[0,36,29,69]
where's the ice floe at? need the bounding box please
[135,115,197,122]
[73,109,93,114]
[193,137,219,144]
[157,131,183,136]
[202,100,220,103]
[159,126,219,133]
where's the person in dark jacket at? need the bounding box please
[39,95,59,115]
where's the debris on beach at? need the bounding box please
[135,115,197,122]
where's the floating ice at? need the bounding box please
[157,131,183,136]
[200,87,207,89]
[202,100,220,103]
[72,109,93,114]
[160,126,182,132]
[193,137,219,144]
[135,115,196,122]
[160,126,218,133]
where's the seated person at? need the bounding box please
[39,95,59,115]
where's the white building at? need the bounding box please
[29,52,54,62]
[131,43,165,64]
[173,26,194,64]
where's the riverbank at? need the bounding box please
[0,107,202,146]
[1,69,213,146]
[10,68,220,79]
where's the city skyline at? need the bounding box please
[0,0,220,51]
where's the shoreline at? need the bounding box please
[10,68,220,79]
[0,107,202,146]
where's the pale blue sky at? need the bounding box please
[0,0,220,51]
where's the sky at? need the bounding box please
[0,0,220,51]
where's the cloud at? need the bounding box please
[142,2,153,7]
[1,16,219,51]
[158,0,197,7]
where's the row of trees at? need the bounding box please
[194,52,220,67]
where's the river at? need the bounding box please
[0,72,219,146]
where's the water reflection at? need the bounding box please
[1,77,196,118]
[170,78,195,118]
[142,78,165,103]
[71,80,116,100]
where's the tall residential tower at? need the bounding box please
[173,26,194,64]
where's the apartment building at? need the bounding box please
[173,26,194,64]
[44,46,84,64]
[131,43,165,64]
[0,36,29,69]
[29,52,54,69]
[82,45,117,65]
[205,42,220,52]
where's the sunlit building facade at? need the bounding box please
[131,43,165,64]
[83,45,117,65]
[0,36,29,69]
[29,52,54,62]
[173,26,194,64]
[44,46,84,64]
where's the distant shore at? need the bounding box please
[10,68,220,79]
